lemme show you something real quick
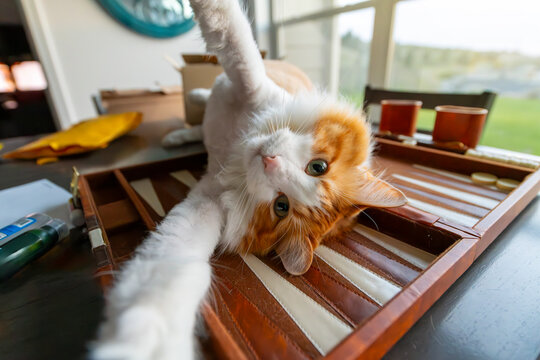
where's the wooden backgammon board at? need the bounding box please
[78,138,540,359]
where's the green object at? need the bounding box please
[0,219,68,281]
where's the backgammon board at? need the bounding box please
[78,138,540,359]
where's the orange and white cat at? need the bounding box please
[91,0,406,359]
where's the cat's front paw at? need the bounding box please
[162,127,203,148]
[90,305,194,360]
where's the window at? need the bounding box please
[389,0,540,154]
[271,0,375,96]
[265,0,540,155]
[11,61,47,91]
[272,0,370,23]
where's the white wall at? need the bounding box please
[19,0,205,128]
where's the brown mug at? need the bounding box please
[379,100,422,136]
[432,105,488,148]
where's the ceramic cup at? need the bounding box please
[432,105,488,148]
[379,100,422,136]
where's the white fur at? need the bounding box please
[91,1,371,359]
[161,125,203,147]
[90,178,222,359]
[188,88,211,106]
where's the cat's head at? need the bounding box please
[219,94,406,275]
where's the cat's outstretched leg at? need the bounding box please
[162,125,203,147]
[189,0,266,96]
[90,181,222,360]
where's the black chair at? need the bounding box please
[363,85,497,131]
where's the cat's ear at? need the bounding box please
[276,237,313,276]
[354,168,407,208]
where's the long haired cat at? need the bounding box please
[91,0,406,359]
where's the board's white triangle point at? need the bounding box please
[354,224,436,269]
[170,170,198,189]
[392,174,499,209]
[242,255,352,355]
[315,245,402,306]
[130,178,165,216]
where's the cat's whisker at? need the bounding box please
[206,278,221,310]
[295,112,312,134]
[312,243,323,269]
[286,112,293,130]
[209,259,234,272]
[264,230,287,254]
[323,182,356,206]
[269,116,276,134]
[360,211,380,232]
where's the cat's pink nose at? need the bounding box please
[262,155,279,171]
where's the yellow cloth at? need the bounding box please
[3,112,142,160]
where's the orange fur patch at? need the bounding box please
[237,200,364,256]
[238,109,372,257]
[313,109,371,209]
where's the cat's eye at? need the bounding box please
[274,195,290,218]
[306,159,328,176]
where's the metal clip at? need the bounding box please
[70,166,81,208]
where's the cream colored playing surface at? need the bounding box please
[413,164,473,183]
[392,174,499,209]
[129,178,165,216]
[130,171,198,216]
[407,198,479,227]
[413,164,500,191]
[315,245,402,306]
[353,224,436,270]
[170,170,199,188]
[243,254,353,355]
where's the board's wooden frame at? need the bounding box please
[78,140,540,359]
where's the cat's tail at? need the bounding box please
[189,0,266,95]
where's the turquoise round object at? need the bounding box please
[97,0,196,38]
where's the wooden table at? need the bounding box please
[1,122,539,360]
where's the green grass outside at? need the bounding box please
[345,92,540,155]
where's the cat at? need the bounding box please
[90,0,407,359]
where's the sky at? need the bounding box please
[338,0,540,57]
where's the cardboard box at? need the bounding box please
[180,55,224,126]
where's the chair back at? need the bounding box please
[363,85,497,124]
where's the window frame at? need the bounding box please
[260,0,404,90]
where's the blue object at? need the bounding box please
[0,213,52,247]
[96,0,196,38]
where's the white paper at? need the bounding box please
[0,179,72,228]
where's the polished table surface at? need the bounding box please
[1,122,539,360]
